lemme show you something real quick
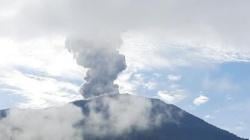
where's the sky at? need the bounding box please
[0,0,250,138]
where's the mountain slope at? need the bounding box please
[73,94,247,140]
[0,94,248,140]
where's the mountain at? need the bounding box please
[0,109,7,119]
[0,94,248,140]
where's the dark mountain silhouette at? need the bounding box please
[0,94,248,140]
[0,109,8,119]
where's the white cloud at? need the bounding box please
[83,95,162,136]
[144,81,157,90]
[0,70,82,108]
[0,95,167,139]
[120,32,250,71]
[116,71,157,95]
[0,37,84,108]
[193,95,209,106]
[0,104,83,140]
[167,74,182,82]
[158,90,186,104]
[0,37,83,78]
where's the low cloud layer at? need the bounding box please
[0,104,83,140]
[0,95,179,140]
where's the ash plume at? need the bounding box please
[66,39,126,98]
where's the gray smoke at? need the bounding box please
[66,39,126,98]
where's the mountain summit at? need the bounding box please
[0,94,247,140]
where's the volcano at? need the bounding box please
[0,94,247,140]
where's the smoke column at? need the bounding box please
[66,39,126,98]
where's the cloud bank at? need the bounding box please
[1,0,250,53]
[0,95,173,140]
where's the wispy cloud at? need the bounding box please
[158,90,186,104]
[168,74,182,82]
[193,95,209,106]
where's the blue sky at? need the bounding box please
[0,0,250,139]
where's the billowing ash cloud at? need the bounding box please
[66,39,126,98]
